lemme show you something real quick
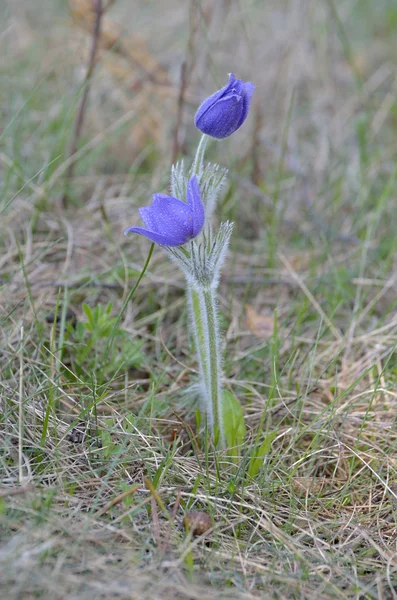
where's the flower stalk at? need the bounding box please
[189,281,224,447]
[167,222,233,446]
[191,134,208,178]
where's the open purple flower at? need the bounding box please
[124,175,205,247]
[195,73,255,139]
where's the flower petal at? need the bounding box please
[124,226,187,247]
[235,82,256,130]
[187,175,205,236]
[151,194,194,240]
[242,81,256,100]
[196,93,244,139]
[231,77,244,95]
[139,206,159,232]
[194,74,235,128]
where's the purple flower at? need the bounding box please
[124,175,205,247]
[195,73,255,139]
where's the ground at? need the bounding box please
[1,1,397,598]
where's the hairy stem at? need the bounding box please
[190,286,209,389]
[191,134,208,178]
[189,283,224,447]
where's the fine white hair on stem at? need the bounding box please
[165,222,233,445]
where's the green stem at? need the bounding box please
[190,287,209,389]
[190,283,224,447]
[191,134,208,177]
[106,243,155,356]
[203,287,223,444]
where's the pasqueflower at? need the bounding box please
[195,73,255,139]
[124,175,204,247]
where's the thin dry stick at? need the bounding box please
[172,61,188,164]
[171,0,198,164]
[93,484,140,518]
[160,489,182,553]
[62,0,103,207]
[151,497,162,548]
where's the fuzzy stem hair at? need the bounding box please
[191,134,208,178]
[189,280,224,447]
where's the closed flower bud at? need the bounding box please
[195,73,255,139]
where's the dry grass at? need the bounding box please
[2,0,397,598]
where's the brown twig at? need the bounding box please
[160,489,182,553]
[171,0,198,165]
[172,61,189,164]
[150,496,162,548]
[93,483,140,518]
[172,412,201,459]
[62,0,103,208]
